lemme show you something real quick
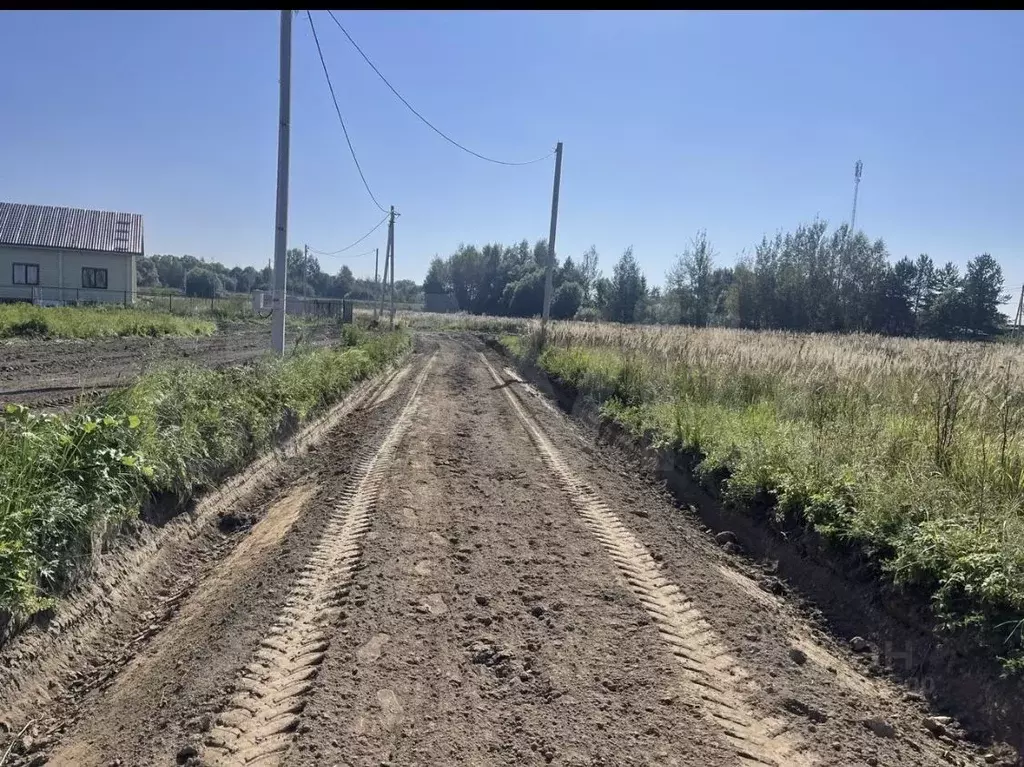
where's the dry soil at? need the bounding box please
[0,334,1006,767]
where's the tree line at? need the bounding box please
[423,220,1013,339]
[137,250,422,305]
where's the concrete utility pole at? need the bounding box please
[377,209,394,324]
[303,243,309,303]
[377,206,397,329]
[1014,284,1024,334]
[540,141,564,342]
[271,9,293,356]
[373,247,380,320]
[389,209,397,328]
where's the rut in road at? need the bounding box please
[6,336,1005,767]
[480,352,812,767]
[202,352,437,767]
[286,336,737,766]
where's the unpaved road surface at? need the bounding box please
[0,323,337,409]
[0,335,1004,766]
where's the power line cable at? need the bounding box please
[325,10,555,168]
[308,213,389,256]
[306,10,388,214]
[312,246,378,259]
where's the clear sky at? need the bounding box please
[3,11,1022,302]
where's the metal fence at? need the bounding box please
[0,285,422,320]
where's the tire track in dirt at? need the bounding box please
[288,335,731,766]
[366,363,412,409]
[4,353,419,767]
[480,352,815,767]
[483,338,1002,767]
[201,351,437,767]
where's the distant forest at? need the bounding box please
[423,220,1014,340]
[136,249,422,305]
[139,219,1014,340]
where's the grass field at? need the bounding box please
[0,327,409,618]
[0,304,215,339]
[499,320,1024,669]
[382,309,534,334]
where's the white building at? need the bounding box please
[0,201,143,305]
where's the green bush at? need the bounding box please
[0,304,214,339]
[506,322,1024,670]
[0,330,410,617]
[0,405,152,611]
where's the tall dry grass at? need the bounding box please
[505,320,1024,668]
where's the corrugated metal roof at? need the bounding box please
[0,202,144,255]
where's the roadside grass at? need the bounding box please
[382,309,535,335]
[0,327,409,619]
[0,304,215,339]
[502,321,1024,670]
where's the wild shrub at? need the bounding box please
[0,330,410,617]
[505,320,1024,668]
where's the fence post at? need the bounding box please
[169,294,173,312]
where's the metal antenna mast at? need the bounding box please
[850,159,863,233]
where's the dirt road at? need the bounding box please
[0,335,1000,766]
[0,323,337,409]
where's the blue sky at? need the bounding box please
[3,11,1022,301]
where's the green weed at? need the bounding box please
[0,330,410,618]
[504,321,1024,669]
[0,304,215,339]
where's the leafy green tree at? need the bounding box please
[335,265,355,298]
[551,282,584,320]
[874,257,917,335]
[136,256,161,288]
[393,280,421,304]
[580,246,600,303]
[667,230,718,326]
[605,247,648,324]
[152,255,186,290]
[560,256,583,288]
[184,267,223,298]
[412,226,1011,341]
[922,262,965,338]
[725,260,757,328]
[593,276,613,315]
[423,256,451,296]
[503,270,545,317]
[911,254,936,323]
[962,253,1009,335]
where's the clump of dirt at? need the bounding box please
[467,636,519,679]
[217,509,255,533]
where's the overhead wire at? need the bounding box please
[305,10,388,214]
[325,10,555,168]
[308,213,389,256]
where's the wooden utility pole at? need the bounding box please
[540,142,563,343]
[270,10,293,355]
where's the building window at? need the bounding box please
[12,263,40,285]
[82,267,108,289]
